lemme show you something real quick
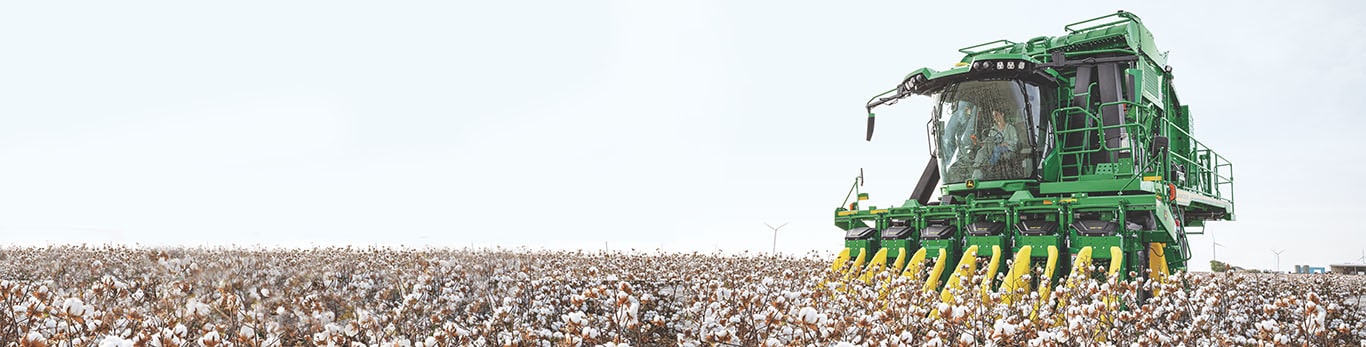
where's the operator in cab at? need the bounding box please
[972,108,1019,179]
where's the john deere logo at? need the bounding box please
[966,180,976,189]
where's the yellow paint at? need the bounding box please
[891,247,907,274]
[1030,246,1060,321]
[870,209,889,214]
[1107,246,1123,277]
[929,246,979,320]
[999,245,1033,304]
[1048,246,1094,323]
[940,245,979,304]
[954,62,969,67]
[902,248,928,278]
[923,251,948,293]
[876,247,908,304]
[1104,246,1125,329]
[844,248,867,281]
[1038,246,1058,304]
[837,211,856,216]
[1042,200,1054,205]
[1062,247,1094,303]
[831,248,851,273]
[980,245,1002,301]
[859,248,890,283]
[1143,175,1162,181]
[1148,242,1168,296]
[1069,246,1095,289]
[1042,246,1058,290]
[1059,198,1077,203]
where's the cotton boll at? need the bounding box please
[98,336,134,347]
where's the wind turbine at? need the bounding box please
[1211,230,1223,262]
[1271,249,1285,272]
[764,222,789,254]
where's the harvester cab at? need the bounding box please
[831,11,1235,309]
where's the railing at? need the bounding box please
[1063,11,1141,34]
[1049,100,1151,180]
[1164,119,1235,204]
[958,39,1016,55]
[1047,101,1234,206]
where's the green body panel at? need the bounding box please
[1014,235,1063,257]
[836,11,1235,287]
[921,239,957,259]
[844,239,877,263]
[880,239,915,262]
[1039,179,1158,194]
[942,179,1033,195]
[1071,236,1123,258]
[965,235,1007,256]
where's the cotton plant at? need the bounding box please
[0,246,1363,346]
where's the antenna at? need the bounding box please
[764,222,789,254]
[1271,249,1285,272]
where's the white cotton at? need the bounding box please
[98,336,134,347]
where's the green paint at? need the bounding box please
[836,11,1235,288]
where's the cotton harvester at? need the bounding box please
[832,11,1234,304]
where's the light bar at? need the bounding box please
[971,59,1034,71]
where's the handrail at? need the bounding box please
[1046,101,1233,205]
[958,39,1016,55]
[1063,11,1140,33]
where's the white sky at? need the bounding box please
[1,1,1363,271]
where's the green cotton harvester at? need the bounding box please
[831,11,1234,306]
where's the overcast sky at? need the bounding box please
[1,1,1363,271]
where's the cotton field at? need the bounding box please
[0,246,1363,346]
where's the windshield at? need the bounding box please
[935,80,1041,184]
